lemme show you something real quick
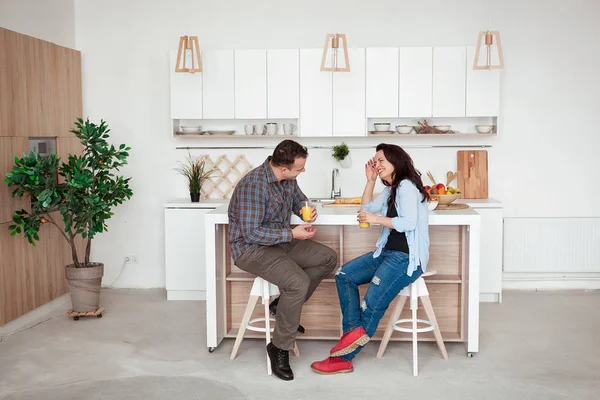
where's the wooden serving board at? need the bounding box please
[322,203,361,207]
[457,150,488,199]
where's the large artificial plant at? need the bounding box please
[3,118,133,267]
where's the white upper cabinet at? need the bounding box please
[202,50,235,119]
[366,48,398,118]
[267,49,299,119]
[299,49,332,137]
[432,46,466,117]
[333,48,366,136]
[466,46,500,117]
[169,51,203,119]
[234,50,267,119]
[399,47,433,118]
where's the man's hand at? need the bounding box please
[292,224,317,240]
[298,205,318,223]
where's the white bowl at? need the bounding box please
[475,124,494,133]
[433,125,451,132]
[180,126,202,132]
[396,125,413,134]
[427,200,439,211]
[374,123,391,132]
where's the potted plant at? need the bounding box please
[3,118,133,313]
[332,142,351,168]
[174,153,215,202]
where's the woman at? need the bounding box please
[311,143,430,375]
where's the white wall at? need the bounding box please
[73,0,600,288]
[0,0,75,48]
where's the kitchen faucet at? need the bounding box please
[331,168,341,199]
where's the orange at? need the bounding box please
[438,187,446,195]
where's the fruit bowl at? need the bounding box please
[428,193,460,205]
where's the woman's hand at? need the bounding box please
[357,209,379,224]
[365,158,378,182]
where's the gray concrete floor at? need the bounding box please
[0,289,599,400]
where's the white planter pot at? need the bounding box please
[338,153,352,169]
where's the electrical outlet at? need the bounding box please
[123,255,138,264]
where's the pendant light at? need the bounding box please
[175,35,202,73]
[320,33,350,72]
[473,30,504,70]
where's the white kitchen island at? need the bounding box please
[204,203,481,357]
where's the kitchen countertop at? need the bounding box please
[165,197,502,210]
[164,199,228,208]
[205,202,481,226]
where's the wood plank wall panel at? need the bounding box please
[0,28,28,137]
[0,137,28,224]
[0,214,77,326]
[1,27,82,138]
[0,28,83,326]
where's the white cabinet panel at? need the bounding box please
[235,50,267,119]
[475,208,504,297]
[165,207,213,300]
[399,47,433,118]
[169,51,203,119]
[300,49,332,137]
[433,46,466,117]
[267,49,299,119]
[202,50,235,119]
[466,46,500,117]
[333,48,366,136]
[366,48,398,118]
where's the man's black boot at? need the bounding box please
[269,297,305,334]
[267,342,294,381]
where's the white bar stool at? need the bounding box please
[230,276,300,375]
[376,271,448,376]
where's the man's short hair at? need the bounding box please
[271,140,308,168]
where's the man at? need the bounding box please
[228,140,337,381]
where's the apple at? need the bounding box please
[436,183,445,191]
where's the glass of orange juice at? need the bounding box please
[358,209,370,228]
[301,201,313,222]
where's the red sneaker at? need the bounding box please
[329,327,370,357]
[311,357,353,375]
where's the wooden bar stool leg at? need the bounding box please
[230,295,259,360]
[377,295,408,358]
[263,284,273,375]
[411,284,418,377]
[292,341,300,357]
[421,295,448,360]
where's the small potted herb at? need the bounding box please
[332,142,351,168]
[175,153,215,202]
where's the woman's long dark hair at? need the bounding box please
[375,143,429,210]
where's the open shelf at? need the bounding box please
[424,274,462,284]
[226,328,342,341]
[225,328,461,342]
[367,133,494,138]
[175,133,298,138]
[226,271,336,283]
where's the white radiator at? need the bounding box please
[503,217,600,273]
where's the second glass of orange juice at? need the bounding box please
[358,209,370,228]
[301,201,313,222]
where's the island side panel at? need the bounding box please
[221,224,467,343]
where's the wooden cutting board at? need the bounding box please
[322,202,361,207]
[457,150,488,199]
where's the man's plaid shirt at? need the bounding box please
[228,157,308,262]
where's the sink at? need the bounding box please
[309,198,335,204]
